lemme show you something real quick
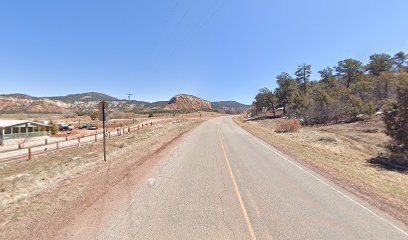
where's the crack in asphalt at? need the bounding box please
[214,148,236,238]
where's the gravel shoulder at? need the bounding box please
[234,116,408,226]
[0,118,202,240]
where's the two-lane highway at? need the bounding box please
[60,116,408,239]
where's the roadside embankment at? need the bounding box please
[234,116,408,226]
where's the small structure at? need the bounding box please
[0,120,51,145]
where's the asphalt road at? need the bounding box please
[63,116,408,240]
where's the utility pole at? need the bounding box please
[127,93,134,112]
[127,93,133,101]
[99,101,109,161]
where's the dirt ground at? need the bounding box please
[0,118,203,240]
[234,115,408,226]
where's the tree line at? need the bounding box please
[251,51,408,125]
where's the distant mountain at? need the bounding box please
[211,101,250,112]
[0,92,249,114]
[1,93,38,99]
[147,101,168,109]
[47,92,119,102]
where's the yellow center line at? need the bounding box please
[218,128,257,240]
[245,189,260,215]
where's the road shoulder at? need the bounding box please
[233,116,408,226]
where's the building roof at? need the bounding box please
[0,120,49,128]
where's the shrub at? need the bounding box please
[383,77,408,166]
[148,112,154,118]
[275,119,301,133]
[89,111,98,120]
[49,120,58,135]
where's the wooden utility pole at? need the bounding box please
[99,101,109,161]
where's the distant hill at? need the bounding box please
[211,101,250,112]
[47,92,119,102]
[0,92,249,114]
[147,101,169,109]
[1,93,38,99]
[164,94,211,111]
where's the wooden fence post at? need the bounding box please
[28,148,32,160]
[56,142,59,150]
[45,139,48,145]
[95,134,97,142]
[78,137,81,147]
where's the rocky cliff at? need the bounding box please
[164,94,211,110]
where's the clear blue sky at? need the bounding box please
[1,0,407,104]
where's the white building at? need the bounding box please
[0,120,51,145]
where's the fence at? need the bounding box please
[0,121,154,163]
[0,119,146,151]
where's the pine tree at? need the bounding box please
[335,58,364,88]
[295,63,312,94]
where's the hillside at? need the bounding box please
[147,101,168,109]
[47,92,119,102]
[164,94,211,111]
[0,95,76,113]
[211,101,249,112]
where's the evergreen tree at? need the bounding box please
[335,58,364,88]
[275,72,297,114]
[295,63,312,93]
[393,51,407,72]
[383,76,408,160]
[366,53,394,76]
[318,67,336,88]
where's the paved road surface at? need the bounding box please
[62,116,408,240]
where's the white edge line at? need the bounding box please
[241,129,408,237]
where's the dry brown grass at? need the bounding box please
[275,119,301,133]
[235,115,408,225]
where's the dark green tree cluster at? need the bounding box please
[382,75,408,164]
[251,50,408,125]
